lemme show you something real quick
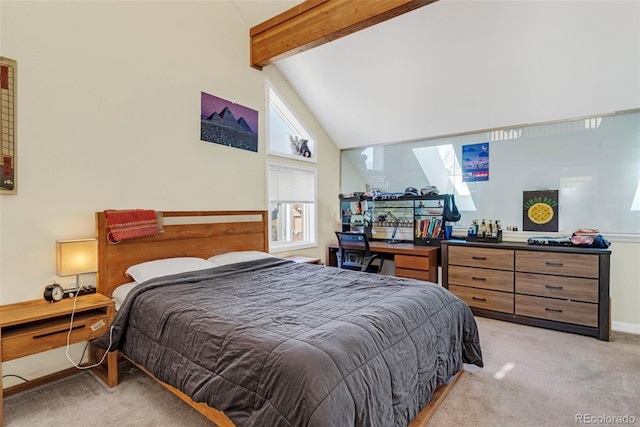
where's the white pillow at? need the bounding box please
[207,251,276,267]
[112,281,138,311]
[125,257,215,283]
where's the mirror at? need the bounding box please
[341,109,640,234]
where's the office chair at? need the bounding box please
[335,231,385,273]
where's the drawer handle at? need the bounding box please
[545,308,563,313]
[545,262,564,267]
[471,277,487,281]
[472,296,487,301]
[34,324,85,339]
[472,256,487,260]
[545,285,564,290]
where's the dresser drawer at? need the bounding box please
[515,272,598,303]
[396,267,430,281]
[515,294,597,327]
[449,265,513,292]
[516,251,599,278]
[395,254,431,271]
[448,246,514,270]
[1,311,110,362]
[449,285,514,314]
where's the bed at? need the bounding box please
[93,210,483,427]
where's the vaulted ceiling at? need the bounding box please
[233,1,640,150]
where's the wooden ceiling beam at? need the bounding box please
[250,0,437,70]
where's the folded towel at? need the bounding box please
[105,209,161,243]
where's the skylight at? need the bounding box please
[412,144,477,211]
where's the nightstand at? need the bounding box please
[284,255,322,265]
[0,293,117,423]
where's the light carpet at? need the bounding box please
[4,317,639,426]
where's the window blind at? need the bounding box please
[269,165,315,203]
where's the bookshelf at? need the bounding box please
[414,195,447,246]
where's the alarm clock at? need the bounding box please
[44,282,65,303]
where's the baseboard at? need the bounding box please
[612,321,640,335]
[3,367,79,396]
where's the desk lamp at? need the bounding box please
[378,212,401,244]
[56,239,98,291]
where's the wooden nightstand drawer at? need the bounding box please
[516,295,597,327]
[449,246,514,270]
[449,285,514,314]
[2,311,110,362]
[515,272,598,303]
[449,265,513,292]
[516,251,599,278]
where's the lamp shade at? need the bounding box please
[56,239,98,277]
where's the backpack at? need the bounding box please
[443,194,461,223]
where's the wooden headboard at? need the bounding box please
[95,210,268,297]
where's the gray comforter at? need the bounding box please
[95,258,483,427]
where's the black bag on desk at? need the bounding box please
[443,194,461,223]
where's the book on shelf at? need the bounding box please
[415,218,443,239]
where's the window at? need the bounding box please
[266,83,316,162]
[268,163,316,251]
[266,80,318,251]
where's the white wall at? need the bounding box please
[0,1,339,386]
[608,241,640,334]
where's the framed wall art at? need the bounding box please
[462,142,489,182]
[200,91,258,153]
[1,56,17,194]
[523,190,559,232]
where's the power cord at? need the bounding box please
[2,374,29,383]
[65,282,115,370]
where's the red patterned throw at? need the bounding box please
[105,209,161,243]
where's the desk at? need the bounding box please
[326,241,440,283]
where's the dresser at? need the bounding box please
[441,240,611,340]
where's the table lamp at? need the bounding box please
[56,239,98,290]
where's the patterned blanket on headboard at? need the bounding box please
[105,209,162,243]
